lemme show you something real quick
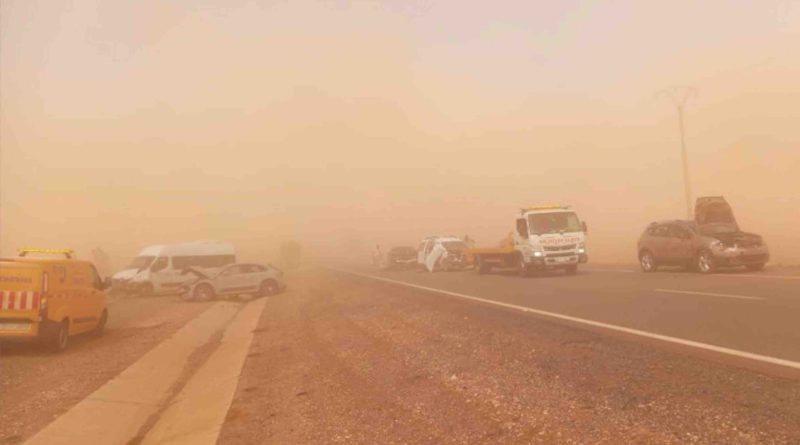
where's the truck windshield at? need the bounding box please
[528,212,582,234]
[128,256,155,270]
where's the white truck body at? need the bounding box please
[471,206,588,276]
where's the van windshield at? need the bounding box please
[128,256,155,270]
[528,212,582,234]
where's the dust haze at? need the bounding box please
[1,0,798,270]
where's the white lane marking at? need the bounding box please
[586,267,800,280]
[586,268,637,273]
[654,288,765,301]
[334,269,800,371]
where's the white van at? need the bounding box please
[112,241,236,296]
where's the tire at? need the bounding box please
[476,256,491,275]
[518,255,530,278]
[92,309,108,337]
[639,250,657,273]
[46,319,70,353]
[565,264,578,275]
[193,284,215,301]
[746,263,765,272]
[259,279,278,297]
[695,250,716,274]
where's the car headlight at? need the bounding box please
[578,242,586,254]
[533,251,543,257]
[710,240,723,250]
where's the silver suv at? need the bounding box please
[637,197,769,274]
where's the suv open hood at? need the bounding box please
[695,196,738,230]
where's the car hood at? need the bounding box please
[695,196,738,230]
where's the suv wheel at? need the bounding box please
[695,250,716,274]
[639,250,657,272]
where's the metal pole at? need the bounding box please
[678,104,692,219]
[658,86,696,220]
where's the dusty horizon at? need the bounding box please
[2,0,798,272]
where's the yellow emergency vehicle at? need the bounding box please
[0,248,109,352]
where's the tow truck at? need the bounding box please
[469,205,588,276]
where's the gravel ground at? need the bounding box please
[0,296,213,444]
[218,269,800,445]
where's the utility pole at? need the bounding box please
[659,86,697,219]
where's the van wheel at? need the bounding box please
[193,284,215,301]
[259,280,278,297]
[93,310,108,337]
[639,250,657,272]
[47,319,70,353]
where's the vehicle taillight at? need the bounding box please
[40,273,49,311]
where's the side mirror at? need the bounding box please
[582,221,588,233]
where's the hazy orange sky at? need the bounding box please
[1,0,798,268]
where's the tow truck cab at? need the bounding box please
[471,205,588,276]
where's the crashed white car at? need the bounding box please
[417,236,471,272]
[179,263,286,301]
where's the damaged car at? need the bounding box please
[179,263,286,301]
[417,236,471,272]
[637,196,769,274]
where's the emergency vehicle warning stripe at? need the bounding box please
[0,290,40,311]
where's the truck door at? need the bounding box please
[514,218,529,244]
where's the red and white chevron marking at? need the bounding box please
[0,290,41,311]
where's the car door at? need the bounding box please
[667,225,694,264]
[417,241,428,265]
[88,264,106,318]
[648,224,671,262]
[215,265,248,295]
[240,265,263,293]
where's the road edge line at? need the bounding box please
[332,268,800,372]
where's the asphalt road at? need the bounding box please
[340,263,800,373]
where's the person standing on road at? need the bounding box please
[372,244,382,268]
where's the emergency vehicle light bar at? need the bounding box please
[521,205,569,213]
[18,248,74,259]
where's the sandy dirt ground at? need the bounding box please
[218,269,800,445]
[0,296,213,444]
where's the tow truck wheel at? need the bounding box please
[518,256,530,278]
[695,250,716,274]
[476,256,491,275]
[194,284,215,301]
[639,250,657,273]
[47,319,69,353]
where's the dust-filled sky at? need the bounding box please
[1,0,799,270]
